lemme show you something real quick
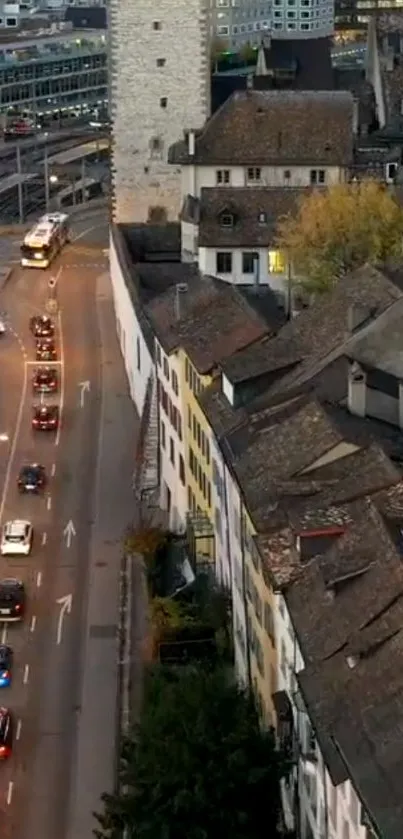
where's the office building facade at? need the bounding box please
[211,0,334,43]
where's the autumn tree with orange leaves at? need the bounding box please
[277,181,403,294]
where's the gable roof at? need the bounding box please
[256,36,333,90]
[169,90,355,167]
[196,186,309,248]
[145,274,268,374]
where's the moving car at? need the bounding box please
[0,708,13,758]
[36,338,57,362]
[0,647,13,688]
[0,579,25,622]
[0,320,5,335]
[1,520,33,556]
[18,464,46,493]
[32,367,58,394]
[30,315,54,338]
[32,404,59,431]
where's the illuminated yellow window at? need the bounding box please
[268,250,286,273]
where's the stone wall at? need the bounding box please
[109,0,210,223]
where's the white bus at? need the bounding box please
[20,213,70,269]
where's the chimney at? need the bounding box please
[175,283,188,321]
[348,361,366,418]
[347,303,371,333]
[188,130,195,157]
[398,382,403,430]
[352,97,359,135]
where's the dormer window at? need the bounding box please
[220,213,234,228]
[258,211,267,224]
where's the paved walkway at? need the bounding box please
[66,270,145,839]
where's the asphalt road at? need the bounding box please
[0,214,138,839]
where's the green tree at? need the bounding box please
[210,36,229,71]
[94,665,286,839]
[277,180,403,294]
[239,43,257,64]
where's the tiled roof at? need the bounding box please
[222,264,403,385]
[290,498,403,836]
[145,274,268,374]
[168,90,354,167]
[197,186,308,248]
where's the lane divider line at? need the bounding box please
[30,615,36,633]
[36,571,42,588]
[23,664,29,685]
[41,532,47,546]
[0,625,7,645]
[7,781,13,805]
[51,463,56,477]
[16,719,22,741]
[47,495,52,511]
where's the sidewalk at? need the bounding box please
[66,270,145,839]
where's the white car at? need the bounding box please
[0,320,6,335]
[1,521,33,556]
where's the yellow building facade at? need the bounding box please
[242,507,278,726]
[178,348,215,560]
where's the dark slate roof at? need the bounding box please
[168,90,355,167]
[64,6,106,29]
[257,37,333,90]
[145,274,268,374]
[222,264,403,385]
[292,500,403,838]
[197,187,308,248]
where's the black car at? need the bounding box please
[0,708,13,759]
[30,315,54,338]
[18,463,46,493]
[0,579,25,624]
[36,339,57,362]
[32,404,59,431]
[0,646,12,688]
[32,367,58,394]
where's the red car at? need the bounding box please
[32,405,59,431]
[36,338,57,362]
[0,707,13,759]
[32,367,58,394]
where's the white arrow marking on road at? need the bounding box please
[78,380,90,408]
[56,594,72,645]
[63,519,76,549]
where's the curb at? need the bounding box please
[0,267,14,289]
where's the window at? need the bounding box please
[153,20,161,29]
[205,438,210,465]
[310,168,326,184]
[220,213,234,227]
[185,357,189,383]
[247,167,261,182]
[163,357,169,380]
[216,169,230,185]
[264,602,275,645]
[136,337,141,371]
[216,252,232,273]
[207,481,211,507]
[160,97,168,108]
[187,406,192,430]
[179,455,185,486]
[268,250,286,273]
[150,136,163,154]
[156,343,161,366]
[160,386,168,414]
[177,414,182,441]
[172,370,178,395]
[156,57,166,67]
[258,211,267,224]
[169,437,175,466]
[160,420,166,450]
[284,169,291,181]
[242,252,258,274]
[217,24,229,34]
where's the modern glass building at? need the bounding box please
[211,0,334,44]
[0,29,107,115]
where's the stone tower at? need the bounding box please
[109,0,210,223]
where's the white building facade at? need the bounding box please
[155,339,187,531]
[109,231,153,417]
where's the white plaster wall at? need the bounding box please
[156,341,187,531]
[109,232,152,416]
[198,246,286,294]
[225,464,249,685]
[181,164,346,197]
